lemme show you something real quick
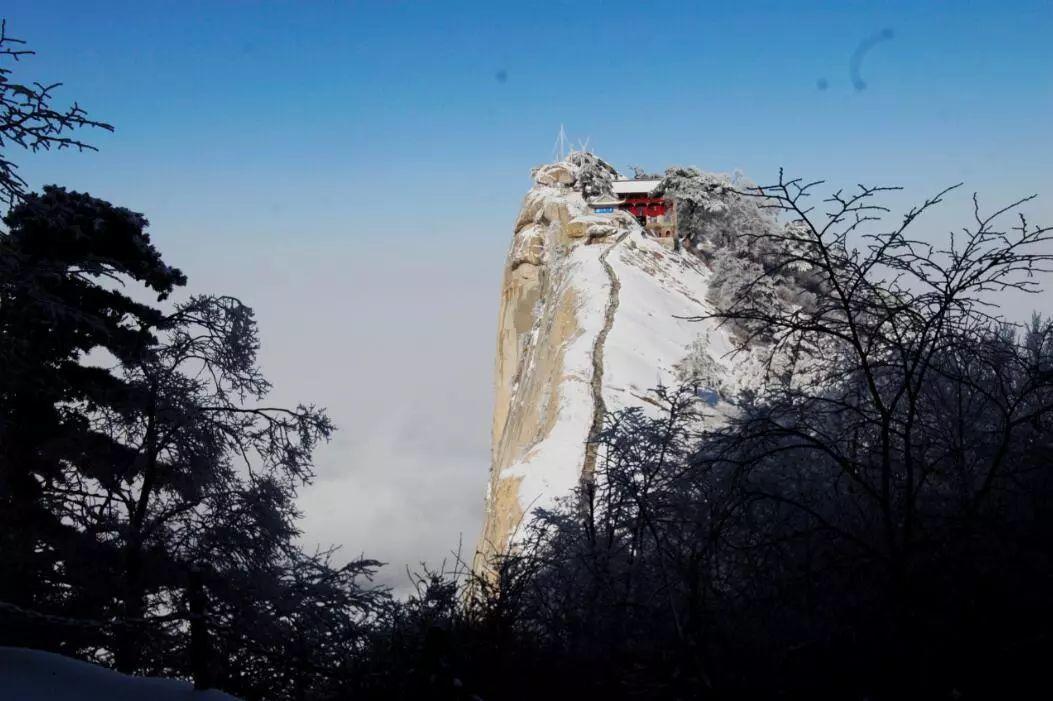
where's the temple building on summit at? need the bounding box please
[588,179,678,242]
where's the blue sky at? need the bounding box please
[10,1,1052,242]
[4,0,1051,585]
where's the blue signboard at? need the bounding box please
[594,207,614,214]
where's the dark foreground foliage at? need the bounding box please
[339,176,1053,701]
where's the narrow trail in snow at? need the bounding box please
[582,233,628,483]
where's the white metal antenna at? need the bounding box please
[552,124,568,162]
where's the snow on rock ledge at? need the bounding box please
[532,162,577,186]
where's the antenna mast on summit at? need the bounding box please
[553,124,568,161]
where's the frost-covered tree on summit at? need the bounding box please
[649,166,823,340]
[565,150,618,199]
[674,334,728,395]
[627,165,662,180]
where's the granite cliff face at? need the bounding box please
[477,154,756,565]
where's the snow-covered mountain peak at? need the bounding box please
[477,154,771,563]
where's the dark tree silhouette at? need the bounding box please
[0,187,184,650]
[0,20,390,698]
[58,293,336,673]
[0,20,112,207]
[686,173,1053,694]
[1,188,386,699]
[416,174,1053,701]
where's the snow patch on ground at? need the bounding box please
[0,647,241,701]
[604,230,743,416]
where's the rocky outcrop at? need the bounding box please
[532,162,577,186]
[477,154,755,569]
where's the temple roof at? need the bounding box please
[611,179,662,196]
[588,194,625,207]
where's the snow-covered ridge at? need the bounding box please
[477,154,762,564]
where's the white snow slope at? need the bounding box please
[0,647,241,701]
